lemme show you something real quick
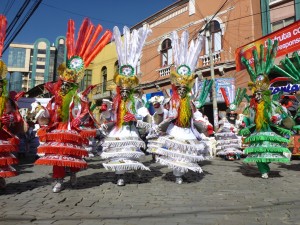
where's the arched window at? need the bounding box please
[161,38,172,67]
[204,20,222,55]
[101,66,107,92]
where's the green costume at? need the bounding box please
[239,39,293,178]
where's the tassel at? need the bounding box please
[80,129,96,138]
[37,146,88,157]
[0,169,17,178]
[35,157,87,168]
[0,153,18,166]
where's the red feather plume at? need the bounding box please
[66,18,112,67]
[0,15,7,58]
[220,87,230,107]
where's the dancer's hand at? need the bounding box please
[123,113,136,122]
[0,114,14,124]
[71,117,81,127]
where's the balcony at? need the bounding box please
[199,51,222,67]
[158,65,171,77]
[92,79,115,100]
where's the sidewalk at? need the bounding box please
[1,155,300,225]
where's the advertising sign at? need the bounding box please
[197,78,235,103]
[235,20,300,71]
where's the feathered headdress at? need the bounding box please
[241,39,278,93]
[170,30,204,89]
[272,51,300,84]
[220,87,247,112]
[58,18,112,83]
[113,26,152,89]
[193,79,213,109]
[0,14,7,81]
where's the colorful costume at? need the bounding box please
[0,15,27,189]
[215,88,247,160]
[35,18,112,192]
[100,26,151,186]
[147,30,211,184]
[240,39,294,178]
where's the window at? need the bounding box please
[271,17,295,32]
[80,69,92,91]
[7,48,26,68]
[36,65,45,69]
[114,61,119,74]
[37,57,46,62]
[101,66,107,92]
[38,49,46,54]
[204,20,222,55]
[161,39,172,67]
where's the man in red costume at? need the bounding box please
[34,18,112,193]
[0,14,26,189]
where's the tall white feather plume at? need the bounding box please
[171,30,204,73]
[113,25,152,70]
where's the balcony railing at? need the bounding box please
[158,65,171,77]
[92,79,114,100]
[199,51,222,66]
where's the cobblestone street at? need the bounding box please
[1,155,300,225]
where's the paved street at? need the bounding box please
[1,154,300,225]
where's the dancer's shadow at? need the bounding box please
[0,176,52,195]
[162,170,205,183]
[74,171,116,189]
[125,165,164,185]
[74,168,164,189]
[13,154,38,175]
[278,163,300,171]
[235,163,282,178]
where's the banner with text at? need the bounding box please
[235,20,300,71]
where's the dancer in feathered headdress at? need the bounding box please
[147,30,211,184]
[0,15,27,189]
[35,18,112,192]
[215,87,247,160]
[100,26,151,186]
[239,39,294,179]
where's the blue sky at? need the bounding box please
[0,0,175,60]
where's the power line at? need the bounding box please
[4,0,43,53]
[6,0,31,37]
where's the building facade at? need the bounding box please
[89,0,299,124]
[7,36,66,93]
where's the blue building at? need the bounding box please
[7,36,66,93]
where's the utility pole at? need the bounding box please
[206,23,219,132]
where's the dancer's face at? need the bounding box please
[60,81,72,96]
[177,86,188,99]
[254,91,263,103]
[120,89,130,100]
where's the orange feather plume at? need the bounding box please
[0,14,7,58]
